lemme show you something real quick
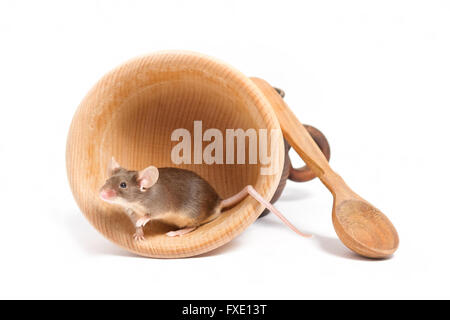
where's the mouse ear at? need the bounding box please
[107,157,121,176]
[137,166,159,191]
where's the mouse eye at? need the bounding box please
[119,182,127,189]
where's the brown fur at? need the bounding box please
[100,167,222,228]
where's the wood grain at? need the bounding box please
[66,51,285,258]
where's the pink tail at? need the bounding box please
[220,185,312,238]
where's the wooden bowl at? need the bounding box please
[67,51,287,258]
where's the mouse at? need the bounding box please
[99,157,311,241]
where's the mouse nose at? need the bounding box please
[100,189,116,200]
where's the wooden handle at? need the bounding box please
[288,124,331,182]
[251,77,339,191]
[251,78,331,176]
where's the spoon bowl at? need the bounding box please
[333,199,399,258]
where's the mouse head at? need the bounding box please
[99,157,159,206]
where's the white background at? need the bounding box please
[0,0,449,299]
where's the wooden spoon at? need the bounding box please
[252,78,399,258]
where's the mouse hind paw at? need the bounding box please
[166,227,197,237]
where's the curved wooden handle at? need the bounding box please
[252,77,344,195]
[288,124,331,182]
[251,77,335,184]
[270,84,331,183]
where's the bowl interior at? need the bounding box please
[102,79,263,198]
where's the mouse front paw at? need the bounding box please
[133,229,145,242]
[133,233,145,242]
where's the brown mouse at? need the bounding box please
[99,157,311,241]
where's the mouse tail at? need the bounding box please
[220,185,312,238]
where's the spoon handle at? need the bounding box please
[251,78,341,192]
[252,78,331,175]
